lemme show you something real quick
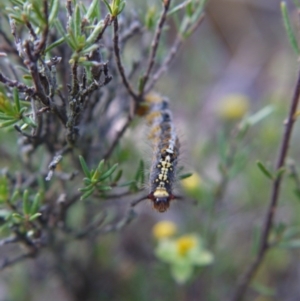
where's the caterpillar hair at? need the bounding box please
[146,95,180,212]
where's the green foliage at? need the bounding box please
[78,156,118,200]
[0,0,300,301]
[281,1,300,56]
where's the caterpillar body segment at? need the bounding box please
[146,96,180,212]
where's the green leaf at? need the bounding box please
[246,105,274,126]
[74,4,81,38]
[0,114,15,121]
[54,20,76,50]
[256,161,274,180]
[96,185,112,191]
[113,169,123,183]
[22,116,37,127]
[98,163,118,181]
[281,2,300,55]
[80,188,95,200]
[22,189,30,215]
[103,0,113,14]
[10,190,20,203]
[79,155,91,178]
[45,36,65,53]
[48,0,59,25]
[251,282,276,297]
[86,0,100,19]
[118,1,126,15]
[0,119,18,128]
[30,192,41,215]
[12,213,24,222]
[80,44,99,55]
[179,173,193,180]
[29,213,42,221]
[13,88,20,112]
[78,183,95,192]
[97,159,105,173]
[86,20,104,46]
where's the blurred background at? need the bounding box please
[1,0,300,301]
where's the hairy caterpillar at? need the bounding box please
[145,95,180,212]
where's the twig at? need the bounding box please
[103,115,132,160]
[113,17,138,102]
[145,36,181,93]
[0,72,34,94]
[230,68,300,301]
[81,62,112,98]
[145,14,205,93]
[23,41,49,106]
[0,236,18,246]
[96,14,111,42]
[25,20,38,40]
[34,0,49,56]
[139,0,171,95]
[0,252,36,271]
[120,20,141,44]
[45,155,63,181]
[71,61,79,97]
[130,194,148,207]
[98,208,136,234]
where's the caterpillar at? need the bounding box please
[145,95,180,212]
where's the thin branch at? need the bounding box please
[103,115,132,160]
[96,14,111,42]
[130,194,148,207]
[25,20,38,40]
[230,68,300,301]
[0,71,34,94]
[120,20,141,44]
[0,236,18,246]
[145,14,205,93]
[71,61,79,97]
[81,62,112,98]
[113,17,138,102]
[24,40,49,106]
[0,252,36,271]
[139,0,171,95]
[34,0,49,56]
[146,36,181,93]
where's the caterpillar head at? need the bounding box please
[148,188,174,213]
[153,196,171,212]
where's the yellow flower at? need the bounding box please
[152,221,177,239]
[218,94,250,120]
[181,172,201,191]
[176,235,197,256]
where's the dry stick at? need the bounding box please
[0,236,18,246]
[146,36,181,94]
[139,0,171,95]
[145,14,205,93]
[0,252,36,271]
[103,116,132,160]
[230,68,300,301]
[113,17,138,102]
[0,72,34,94]
[34,0,49,56]
[96,14,111,42]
